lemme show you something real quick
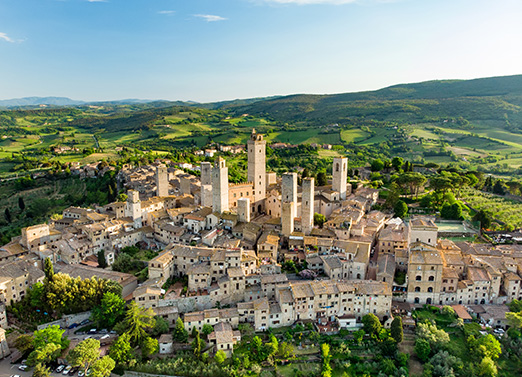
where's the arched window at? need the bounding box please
[416,275,422,281]
[336,163,340,172]
[415,287,421,292]
[428,276,434,281]
[427,287,433,293]
[414,297,420,304]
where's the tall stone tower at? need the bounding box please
[332,157,348,200]
[201,162,212,185]
[237,198,251,223]
[302,177,314,235]
[200,162,213,207]
[247,129,266,214]
[282,202,295,237]
[126,190,142,229]
[212,157,229,214]
[282,172,298,219]
[156,166,169,197]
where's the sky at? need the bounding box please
[1,0,522,102]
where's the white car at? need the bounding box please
[78,370,85,377]
[56,365,66,373]
[10,375,21,377]
[18,365,28,371]
[63,365,73,375]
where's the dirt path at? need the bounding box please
[399,334,424,377]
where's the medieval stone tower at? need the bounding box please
[302,177,314,235]
[247,129,266,214]
[155,166,169,197]
[332,157,348,200]
[282,172,298,219]
[200,162,213,207]
[212,157,229,214]
[237,197,251,223]
[282,202,295,237]
[126,190,142,229]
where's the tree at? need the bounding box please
[124,301,156,345]
[416,322,450,349]
[4,208,11,223]
[151,316,170,337]
[477,356,498,377]
[141,337,159,359]
[68,338,101,373]
[321,343,332,377]
[44,257,54,282]
[441,202,463,220]
[15,334,34,355]
[415,338,431,362]
[32,325,67,351]
[173,317,188,343]
[473,210,493,230]
[192,330,204,360]
[469,334,502,360]
[112,253,137,273]
[27,343,61,367]
[214,349,227,364]
[91,356,116,377]
[251,336,265,362]
[18,196,25,211]
[391,317,403,343]
[314,213,326,228]
[109,332,133,365]
[371,159,385,172]
[32,363,51,377]
[202,324,214,338]
[97,250,107,269]
[92,292,125,328]
[362,313,382,338]
[266,334,279,359]
[394,200,408,218]
[392,157,404,171]
[317,171,328,186]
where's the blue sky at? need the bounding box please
[1,0,522,102]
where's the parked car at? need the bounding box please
[88,329,97,334]
[18,365,28,371]
[100,329,108,334]
[78,370,85,377]
[70,367,79,376]
[10,375,21,377]
[80,319,90,325]
[56,365,66,373]
[100,334,110,340]
[85,369,92,377]
[68,323,79,329]
[21,360,27,365]
[63,365,73,375]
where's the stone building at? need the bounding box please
[247,129,267,214]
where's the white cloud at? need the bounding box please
[158,10,175,15]
[194,14,227,22]
[0,33,15,43]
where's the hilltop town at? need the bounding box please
[1,129,522,376]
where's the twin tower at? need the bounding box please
[200,129,267,217]
[200,129,349,237]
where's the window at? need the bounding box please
[428,276,435,281]
[416,275,422,281]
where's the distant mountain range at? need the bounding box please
[0,97,167,109]
[2,75,522,127]
[0,95,282,110]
